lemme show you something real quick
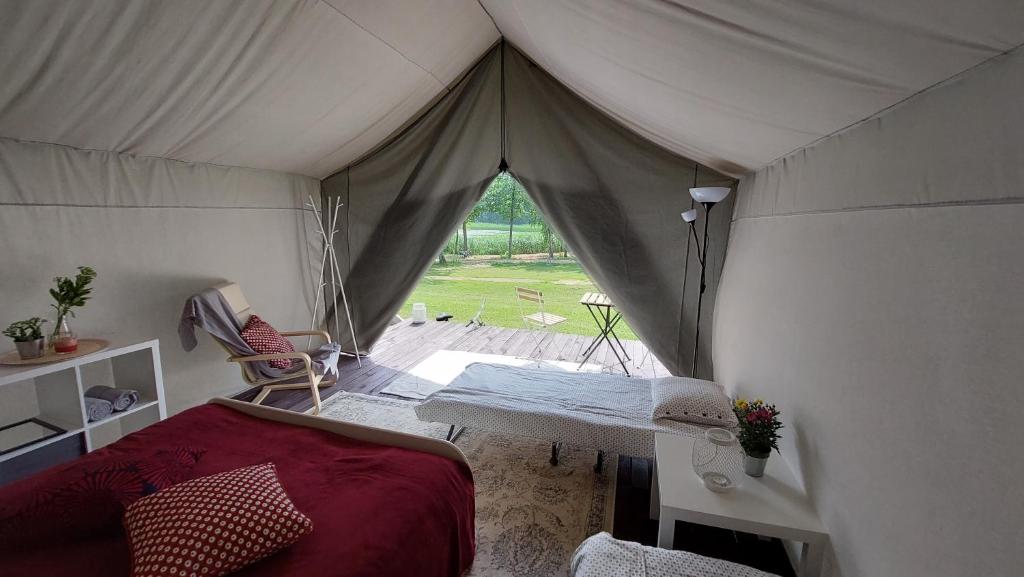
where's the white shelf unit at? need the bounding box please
[0,338,167,463]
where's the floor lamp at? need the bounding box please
[682,186,731,377]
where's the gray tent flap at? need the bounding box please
[503,46,734,378]
[323,44,733,378]
[321,48,502,353]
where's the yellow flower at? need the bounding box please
[755,398,764,405]
[735,399,748,410]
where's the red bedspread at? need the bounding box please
[0,403,475,577]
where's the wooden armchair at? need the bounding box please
[214,282,336,415]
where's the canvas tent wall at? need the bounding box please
[0,137,319,415]
[715,48,1024,577]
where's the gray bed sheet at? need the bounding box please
[414,363,706,458]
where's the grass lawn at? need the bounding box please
[465,222,542,233]
[446,221,565,256]
[459,222,544,242]
[399,259,638,340]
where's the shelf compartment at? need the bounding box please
[87,402,161,451]
[85,399,160,428]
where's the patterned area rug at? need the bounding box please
[318,393,616,577]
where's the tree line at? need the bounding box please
[448,172,564,260]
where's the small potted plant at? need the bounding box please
[732,397,783,477]
[3,317,48,359]
[49,266,97,353]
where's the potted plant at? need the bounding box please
[3,317,48,359]
[49,266,97,353]
[732,398,783,477]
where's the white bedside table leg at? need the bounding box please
[657,513,675,549]
[649,458,660,520]
[799,541,825,577]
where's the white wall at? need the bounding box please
[714,49,1024,577]
[0,138,320,414]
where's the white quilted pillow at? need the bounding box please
[650,376,737,427]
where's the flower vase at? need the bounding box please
[51,318,78,354]
[743,452,769,477]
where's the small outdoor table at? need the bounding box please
[578,292,631,375]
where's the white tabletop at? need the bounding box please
[0,336,159,386]
[655,432,827,543]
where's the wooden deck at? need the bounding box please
[236,319,670,412]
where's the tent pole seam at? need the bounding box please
[0,136,316,181]
[733,196,1024,222]
[316,0,446,90]
[0,202,309,211]
[758,39,1024,173]
[475,1,502,36]
[320,40,501,180]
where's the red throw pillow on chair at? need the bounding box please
[240,315,295,369]
[123,463,313,577]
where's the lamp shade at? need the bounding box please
[689,187,731,204]
[681,209,697,223]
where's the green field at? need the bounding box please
[400,259,637,340]
[465,221,542,233]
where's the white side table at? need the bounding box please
[652,432,829,577]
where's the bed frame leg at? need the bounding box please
[446,425,465,442]
[550,442,562,466]
[594,450,605,474]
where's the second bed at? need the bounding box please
[414,363,712,464]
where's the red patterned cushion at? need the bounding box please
[123,463,313,577]
[240,315,295,369]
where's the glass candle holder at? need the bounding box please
[691,428,744,493]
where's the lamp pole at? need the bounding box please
[691,202,713,377]
[685,185,730,378]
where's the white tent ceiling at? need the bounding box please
[1,0,1022,179]
[0,0,498,179]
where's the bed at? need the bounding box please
[0,398,475,577]
[414,363,708,462]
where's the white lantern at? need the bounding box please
[411,303,427,325]
[691,428,744,493]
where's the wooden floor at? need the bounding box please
[235,320,794,576]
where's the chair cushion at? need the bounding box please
[650,376,738,427]
[241,315,295,369]
[123,463,313,577]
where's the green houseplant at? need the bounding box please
[3,317,48,359]
[49,266,97,353]
[732,397,783,477]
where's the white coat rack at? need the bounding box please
[306,194,361,367]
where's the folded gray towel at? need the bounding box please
[85,397,113,422]
[85,385,139,412]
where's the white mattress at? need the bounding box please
[414,363,705,458]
